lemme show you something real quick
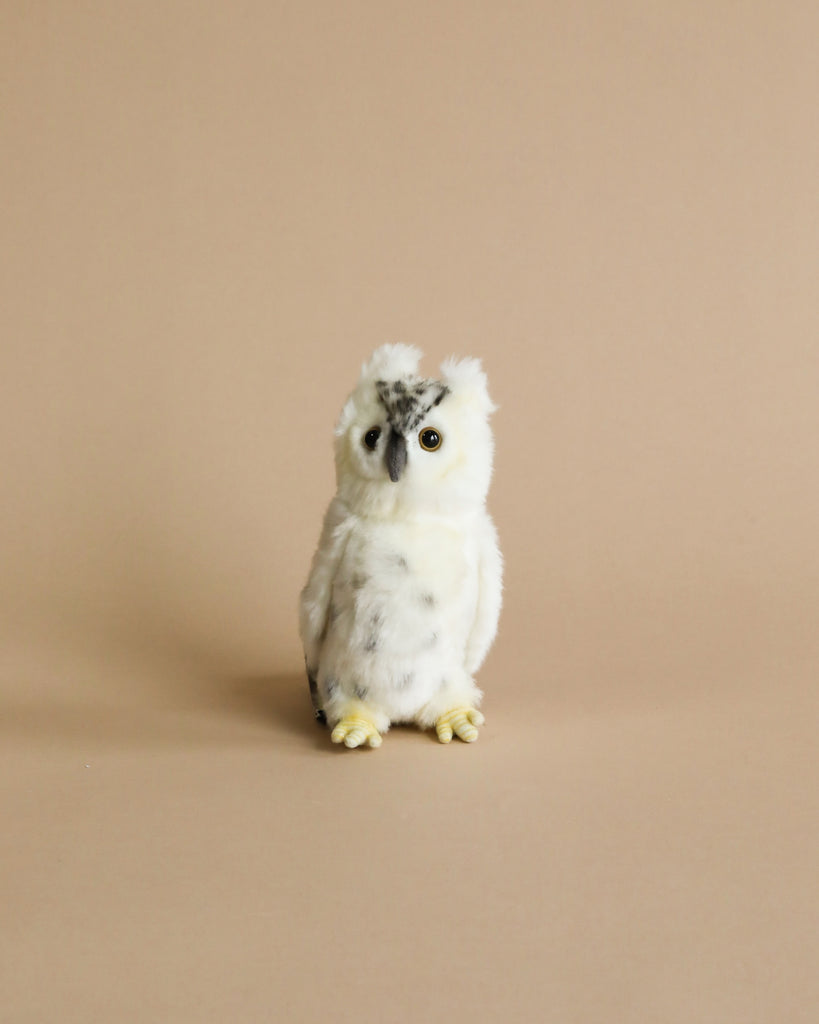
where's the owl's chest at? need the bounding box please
[332,519,476,649]
[343,519,470,595]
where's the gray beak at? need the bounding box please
[385,429,407,482]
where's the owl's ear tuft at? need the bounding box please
[360,343,422,382]
[335,344,423,437]
[439,356,497,414]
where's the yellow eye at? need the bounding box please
[419,427,442,452]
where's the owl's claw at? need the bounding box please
[331,714,382,749]
[435,706,485,744]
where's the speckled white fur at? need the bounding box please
[299,344,502,737]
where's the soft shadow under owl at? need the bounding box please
[205,671,348,751]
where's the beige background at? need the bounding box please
[2,2,817,1021]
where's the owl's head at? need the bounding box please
[334,344,496,517]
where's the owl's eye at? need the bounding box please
[419,427,442,452]
[363,427,381,450]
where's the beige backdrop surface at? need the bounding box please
[1,2,817,1021]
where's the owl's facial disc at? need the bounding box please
[385,428,407,482]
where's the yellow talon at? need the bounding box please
[331,714,382,749]
[435,706,485,744]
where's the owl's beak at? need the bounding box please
[385,429,407,482]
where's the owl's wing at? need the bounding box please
[299,496,351,678]
[464,513,503,675]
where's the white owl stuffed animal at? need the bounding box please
[299,344,502,748]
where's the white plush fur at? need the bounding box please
[299,344,502,734]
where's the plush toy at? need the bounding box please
[299,344,502,748]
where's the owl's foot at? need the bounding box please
[435,706,485,744]
[331,713,383,749]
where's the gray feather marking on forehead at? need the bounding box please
[375,378,449,435]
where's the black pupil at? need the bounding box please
[422,429,439,449]
[364,428,380,450]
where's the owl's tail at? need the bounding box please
[306,666,327,725]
